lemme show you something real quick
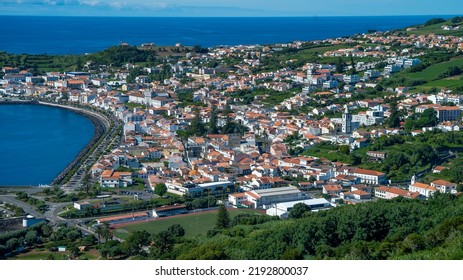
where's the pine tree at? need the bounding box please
[215,204,230,229]
[189,107,206,136]
[387,101,401,128]
[350,54,356,74]
[336,57,346,73]
[209,106,219,134]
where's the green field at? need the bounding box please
[415,77,463,91]
[113,209,264,239]
[404,57,463,81]
[403,19,463,36]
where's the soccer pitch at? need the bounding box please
[113,209,264,239]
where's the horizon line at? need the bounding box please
[0,14,461,18]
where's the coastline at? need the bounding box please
[0,15,446,55]
[37,101,111,186]
[0,99,112,188]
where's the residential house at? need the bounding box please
[408,182,437,198]
[322,184,343,196]
[430,179,457,194]
[100,170,133,188]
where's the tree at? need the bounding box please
[6,238,19,251]
[176,129,190,141]
[188,107,206,136]
[155,183,167,198]
[151,231,175,257]
[221,115,249,135]
[387,101,401,128]
[405,109,438,130]
[94,225,104,244]
[81,234,97,246]
[338,145,350,155]
[24,230,38,247]
[100,222,113,242]
[349,54,356,74]
[167,224,185,237]
[281,248,304,260]
[288,203,311,219]
[69,245,80,259]
[336,57,346,73]
[309,175,316,183]
[121,230,151,257]
[424,18,445,26]
[421,108,439,127]
[192,45,208,54]
[215,204,230,229]
[99,240,122,259]
[82,172,92,195]
[208,106,220,134]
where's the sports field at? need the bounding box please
[113,208,264,239]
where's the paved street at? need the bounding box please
[0,195,44,218]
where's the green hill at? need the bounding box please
[403,16,463,36]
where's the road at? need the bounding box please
[63,119,122,194]
[0,195,44,218]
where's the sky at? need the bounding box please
[0,0,462,17]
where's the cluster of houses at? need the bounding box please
[2,25,463,221]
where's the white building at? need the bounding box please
[409,182,437,198]
[167,181,234,197]
[266,198,333,218]
[228,186,304,209]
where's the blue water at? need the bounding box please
[0,104,94,186]
[0,15,453,55]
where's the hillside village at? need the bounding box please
[2,18,463,220]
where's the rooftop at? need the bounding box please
[253,186,301,197]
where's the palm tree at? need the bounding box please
[94,225,104,244]
[101,222,113,242]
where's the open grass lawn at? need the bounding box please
[113,209,263,239]
[412,76,463,92]
[404,57,463,82]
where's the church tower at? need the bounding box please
[342,105,352,134]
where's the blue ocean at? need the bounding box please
[0,104,94,186]
[0,15,452,55]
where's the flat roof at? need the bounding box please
[253,186,301,197]
[198,181,233,188]
[276,198,331,209]
[96,211,149,223]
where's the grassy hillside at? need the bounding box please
[404,57,463,81]
[404,17,463,36]
[415,76,463,91]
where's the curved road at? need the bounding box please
[1,195,44,218]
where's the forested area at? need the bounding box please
[114,193,463,260]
